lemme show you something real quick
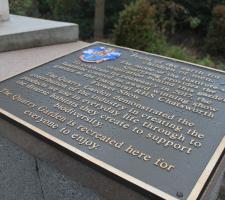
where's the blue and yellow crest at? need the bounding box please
[79,46,121,63]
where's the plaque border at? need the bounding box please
[1,41,225,200]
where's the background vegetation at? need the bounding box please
[9,0,225,70]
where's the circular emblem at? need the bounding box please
[79,46,121,63]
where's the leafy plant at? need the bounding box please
[196,56,215,68]
[164,46,216,69]
[9,0,39,17]
[164,45,196,62]
[114,0,167,53]
[174,0,213,34]
[149,0,189,35]
[218,62,225,70]
[47,0,95,39]
[189,17,201,29]
[206,5,225,55]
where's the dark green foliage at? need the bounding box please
[114,0,167,53]
[104,0,134,35]
[165,46,196,63]
[148,0,189,35]
[37,0,131,39]
[49,0,95,39]
[206,4,225,55]
[173,0,213,34]
[189,17,201,29]
[9,0,40,17]
[197,56,215,67]
[37,0,51,17]
[164,45,217,68]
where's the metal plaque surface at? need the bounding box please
[0,42,225,200]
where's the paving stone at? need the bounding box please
[0,133,103,200]
[0,41,88,82]
[217,173,225,199]
[0,135,43,200]
[37,159,103,200]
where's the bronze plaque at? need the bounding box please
[0,42,225,200]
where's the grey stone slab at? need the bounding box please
[0,117,157,200]
[0,134,44,200]
[37,159,102,200]
[218,173,225,200]
[0,41,88,82]
[201,160,225,200]
[0,15,79,52]
[0,129,103,200]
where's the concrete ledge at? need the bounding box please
[0,117,160,200]
[0,15,79,52]
[0,41,88,82]
[0,128,102,200]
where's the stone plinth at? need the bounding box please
[0,15,79,52]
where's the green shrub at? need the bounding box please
[174,0,213,34]
[114,0,167,54]
[189,17,201,29]
[206,5,225,55]
[149,0,189,35]
[164,45,196,62]
[9,0,39,17]
[164,46,217,69]
[40,0,132,39]
[218,62,225,71]
[36,0,52,17]
[104,0,134,35]
[196,56,215,68]
[50,0,95,39]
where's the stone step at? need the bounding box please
[0,15,79,52]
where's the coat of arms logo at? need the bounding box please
[79,46,121,63]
